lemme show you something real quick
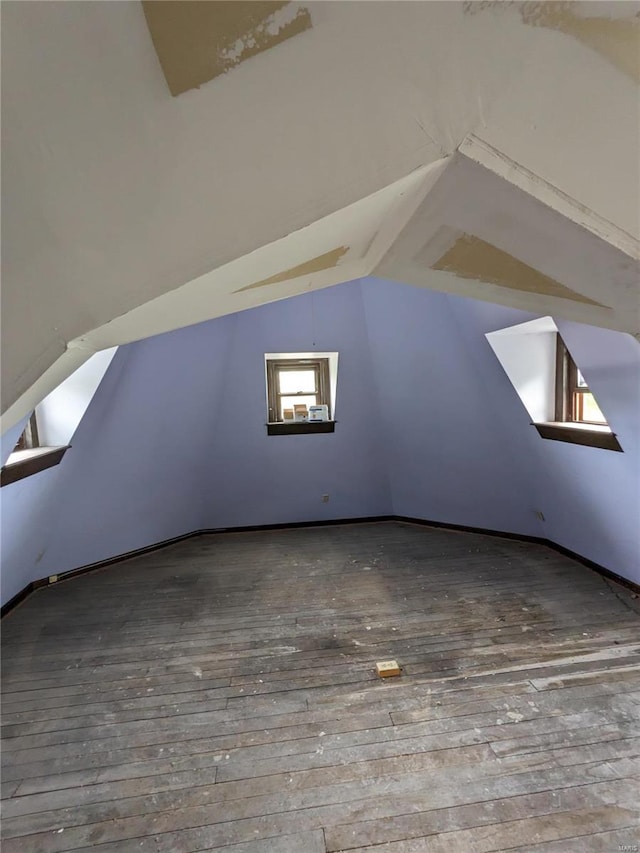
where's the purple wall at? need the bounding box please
[201,284,390,528]
[2,278,639,606]
[444,291,640,585]
[362,280,541,536]
[0,284,391,606]
[0,318,234,605]
[532,321,640,582]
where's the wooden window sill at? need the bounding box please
[267,421,335,436]
[534,423,622,452]
[1,446,69,486]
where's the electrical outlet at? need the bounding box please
[321,494,329,503]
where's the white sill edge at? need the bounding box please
[4,446,67,467]
[536,422,612,434]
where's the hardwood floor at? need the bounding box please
[1,521,639,852]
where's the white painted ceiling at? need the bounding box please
[2,0,639,430]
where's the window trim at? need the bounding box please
[266,357,332,423]
[534,422,621,452]
[486,318,622,453]
[546,334,622,451]
[14,411,40,451]
[555,336,607,427]
[1,411,69,486]
[266,421,335,436]
[1,446,69,487]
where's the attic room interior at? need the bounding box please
[1,1,640,850]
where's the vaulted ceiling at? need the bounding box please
[2,0,639,431]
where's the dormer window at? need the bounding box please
[486,318,622,452]
[266,358,331,423]
[555,338,607,426]
[264,352,338,435]
[13,412,40,452]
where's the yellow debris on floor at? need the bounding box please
[376,660,401,678]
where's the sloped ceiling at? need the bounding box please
[2,0,639,431]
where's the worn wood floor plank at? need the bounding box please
[324,778,639,851]
[2,521,638,852]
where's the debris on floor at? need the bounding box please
[376,659,401,678]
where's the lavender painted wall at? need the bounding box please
[445,292,640,585]
[0,318,234,605]
[361,279,541,536]
[201,284,391,528]
[2,278,639,607]
[0,284,392,606]
[534,321,640,583]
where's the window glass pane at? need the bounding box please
[279,395,317,418]
[576,369,588,388]
[578,392,607,424]
[278,370,316,394]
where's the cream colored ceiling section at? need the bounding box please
[459,135,639,260]
[5,145,638,437]
[2,1,639,429]
[374,151,639,331]
[429,232,607,307]
[74,158,450,354]
[464,1,640,84]
[142,1,312,96]
[519,1,640,84]
[469,2,640,236]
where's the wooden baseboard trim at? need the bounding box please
[547,541,640,596]
[394,515,640,596]
[0,583,36,619]
[2,514,636,617]
[201,516,395,536]
[0,517,393,617]
[394,515,548,546]
[0,529,203,618]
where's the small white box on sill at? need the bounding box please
[309,405,329,422]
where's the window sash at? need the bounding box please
[276,365,320,397]
[14,412,39,451]
[555,336,606,426]
[266,358,331,422]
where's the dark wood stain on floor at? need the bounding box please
[1,521,639,852]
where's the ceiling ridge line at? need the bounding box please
[459,134,640,260]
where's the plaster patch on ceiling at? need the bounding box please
[142,1,312,96]
[521,2,640,84]
[464,1,640,83]
[235,247,349,292]
[430,233,607,307]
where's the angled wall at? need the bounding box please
[445,293,640,585]
[2,278,639,607]
[199,284,391,528]
[0,320,233,605]
[0,283,392,606]
[531,320,640,582]
[362,280,541,536]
